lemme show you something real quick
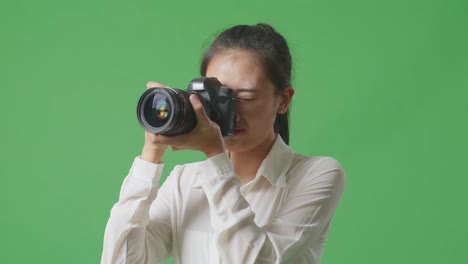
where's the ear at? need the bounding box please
[277,86,295,114]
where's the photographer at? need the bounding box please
[101,23,345,264]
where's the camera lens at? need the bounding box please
[137,88,197,135]
[145,93,171,127]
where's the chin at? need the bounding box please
[223,137,251,153]
[223,130,276,154]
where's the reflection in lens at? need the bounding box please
[144,93,171,128]
[154,94,169,119]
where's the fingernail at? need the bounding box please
[189,95,198,104]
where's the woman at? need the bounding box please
[102,23,345,264]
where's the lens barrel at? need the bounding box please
[137,88,197,135]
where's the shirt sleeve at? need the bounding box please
[101,157,174,264]
[197,152,346,264]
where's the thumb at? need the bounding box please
[189,94,211,126]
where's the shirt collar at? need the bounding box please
[192,135,294,188]
[254,134,294,187]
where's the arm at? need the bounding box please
[101,80,223,263]
[199,153,345,263]
[101,157,175,264]
[101,81,175,263]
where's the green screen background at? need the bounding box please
[2,0,467,263]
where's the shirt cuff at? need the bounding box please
[130,156,165,184]
[197,152,236,186]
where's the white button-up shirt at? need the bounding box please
[101,136,345,263]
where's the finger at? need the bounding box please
[151,132,191,148]
[145,132,169,145]
[189,94,211,126]
[146,81,169,89]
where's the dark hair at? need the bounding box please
[200,23,292,145]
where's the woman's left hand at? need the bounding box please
[149,94,226,158]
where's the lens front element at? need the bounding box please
[137,87,197,135]
[146,93,171,127]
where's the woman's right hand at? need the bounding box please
[140,81,170,164]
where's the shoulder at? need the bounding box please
[287,153,346,191]
[290,153,345,176]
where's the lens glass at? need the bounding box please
[145,93,171,127]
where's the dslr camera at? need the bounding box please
[137,77,237,136]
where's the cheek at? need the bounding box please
[237,102,255,115]
[237,100,278,122]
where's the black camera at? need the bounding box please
[137,77,237,136]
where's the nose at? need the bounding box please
[236,113,241,122]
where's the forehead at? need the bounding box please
[205,50,272,91]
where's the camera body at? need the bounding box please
[137,77,237,136]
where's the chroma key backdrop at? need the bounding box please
[2,0,467,263]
